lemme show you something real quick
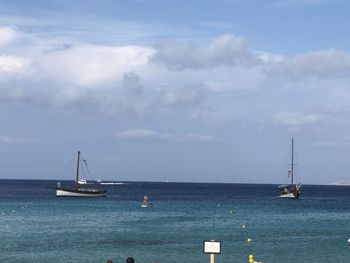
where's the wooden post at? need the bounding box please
[210,253,215,263]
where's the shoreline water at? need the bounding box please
[0,180,349,262]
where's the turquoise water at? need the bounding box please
[0,180,350,262]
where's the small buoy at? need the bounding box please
[247,238,252,242]
[348,238,350,243]
[217,204,220,207]
[230,210,233,214]
[242,225,246,229]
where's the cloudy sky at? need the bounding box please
[1,0,350,184]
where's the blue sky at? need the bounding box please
[1,0,350,184]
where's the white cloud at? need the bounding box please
[51,86,92,106]
[95,71,158,116]
[271,49,350,79]
[153,34,259,70]
[0,134,35,144]
[274,111,323,128]
[115,129,219,143]
[162,84,205,106]
[116,129,158,139]
[255,51,284,64]
[311,141,350,147]
[121,71,143,95]
[37,44,155,87]
[0,37,159,115]
[0,55,29,73]
[0,26,18,46]
[2,26,350,131]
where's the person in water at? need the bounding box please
[126,257,135,263]
[143,194,149,204]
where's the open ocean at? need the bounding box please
[0,180,349,263]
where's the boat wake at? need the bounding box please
[99,182,126,185]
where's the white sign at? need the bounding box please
[203,240,221,254]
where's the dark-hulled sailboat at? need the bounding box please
[278,138,302,199]
[56,151,107,197]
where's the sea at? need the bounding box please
[0,180,349,263]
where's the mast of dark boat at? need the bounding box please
[291,138,294,185]
[75,151,80,190]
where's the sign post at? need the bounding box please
[203,240,221,263]
[210,253,215,263]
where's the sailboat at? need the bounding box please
[278,138,302,199]
[56,151,107,197]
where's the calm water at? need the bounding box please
[0,180,349,263]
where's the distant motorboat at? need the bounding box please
[99,182,125,185]
[278,138,302,199]
[55,151,107,197]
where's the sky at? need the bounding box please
[1,0,350,184]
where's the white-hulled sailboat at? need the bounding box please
[56,151,107,197]
[278,138,302,199]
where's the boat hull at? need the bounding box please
[278,192,299,199]
[56,188,107,197]
[278,184,301,199]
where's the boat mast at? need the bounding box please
[76,151,80,189]
[291,138,294,185]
